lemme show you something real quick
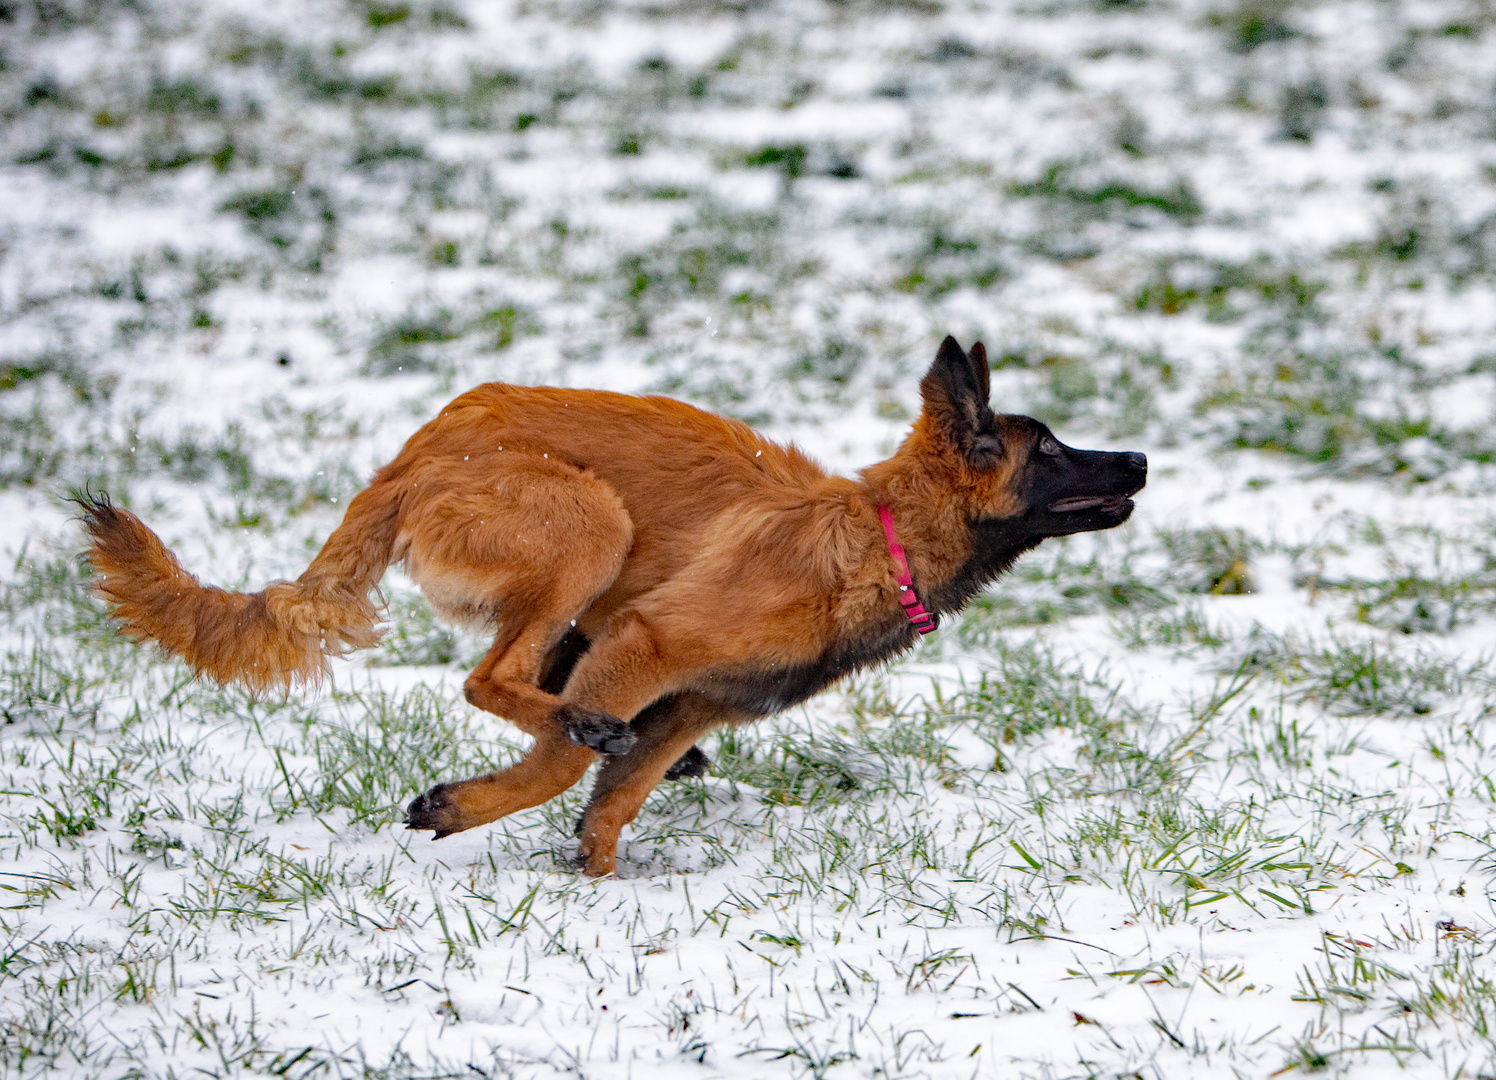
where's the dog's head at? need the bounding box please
[913,334,1147,560]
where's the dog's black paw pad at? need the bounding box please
[664,745,711,780]
[404,785,451,833]
[562,707,636,756]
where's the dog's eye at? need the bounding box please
[1038,437,1061,457]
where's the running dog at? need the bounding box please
[79,337,1146,875]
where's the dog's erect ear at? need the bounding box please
[920,336,989,451]
[968,341,991,404]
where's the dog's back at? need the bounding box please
[390,383,862,629]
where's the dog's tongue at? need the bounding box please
[1048,495,1110,512]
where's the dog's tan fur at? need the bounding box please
[80,338,1144,875]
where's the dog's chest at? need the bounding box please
[698,620,917,716]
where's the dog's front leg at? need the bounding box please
[573,694,739,877]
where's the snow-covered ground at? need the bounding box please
[3,0,1496,1076]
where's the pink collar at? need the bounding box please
[877,505,937,635]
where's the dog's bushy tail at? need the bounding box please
[78,485,400,693]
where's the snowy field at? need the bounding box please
[4,0,1496,1075]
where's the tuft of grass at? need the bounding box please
[1158,526,1256,595]
[1009,163,1203,222]
[1131,257,1324,322]
[1230,629,1481,716]
[270,685,511,828]
[1211,0,1297,53]
[1114,603,1231,652]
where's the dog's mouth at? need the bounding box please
[1048,494,1132,514]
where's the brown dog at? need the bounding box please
[79,337,1145,875]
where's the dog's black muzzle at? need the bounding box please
[1036,448,1147,536]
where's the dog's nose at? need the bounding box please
[1125,452,1147,474]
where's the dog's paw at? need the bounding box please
[663,744,711,780]
[560,705,636,756]
[573,839,618,878]
[404,784,458,839]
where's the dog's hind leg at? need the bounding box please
[402,456,635,838]
[462,620,636,755]
[403,454,633,735]
[573,695,740,877]
[406,724,596,839]
[404,625,629,838]
[538,627,591,695]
